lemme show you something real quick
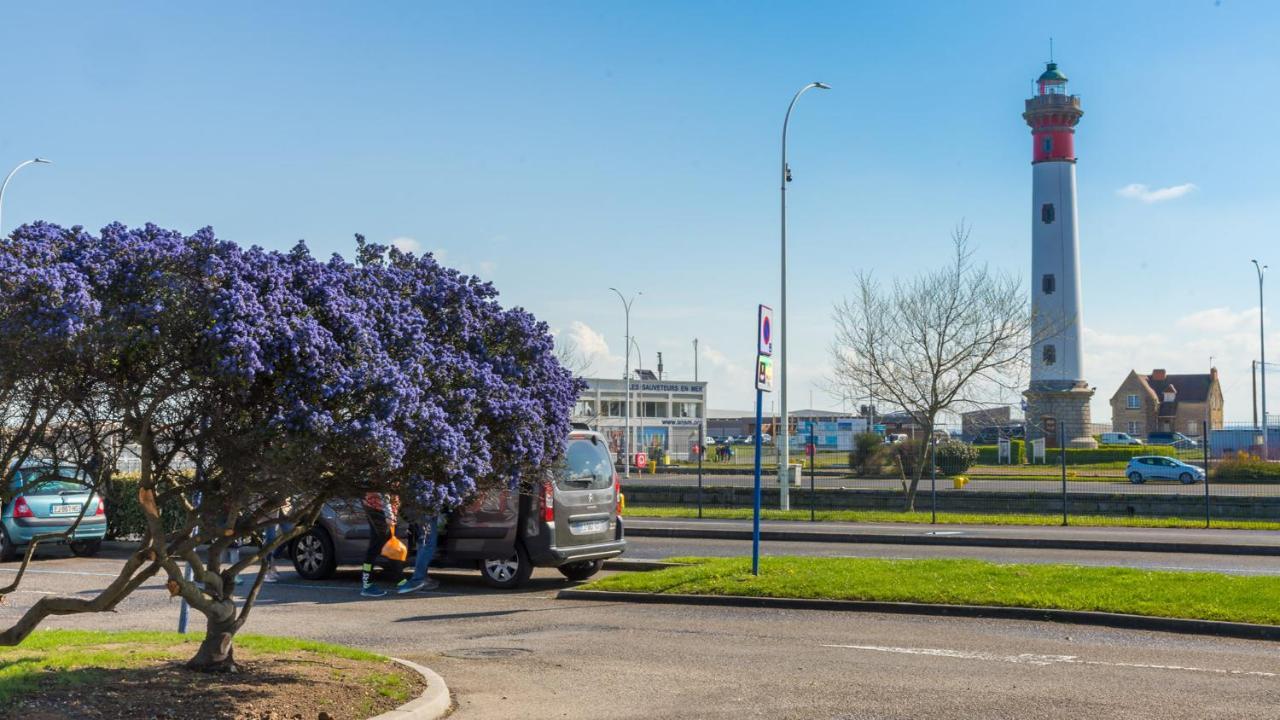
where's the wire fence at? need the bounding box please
[623,419,1280,527]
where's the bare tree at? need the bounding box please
[555,335,594,378]
[830,224,1031,510]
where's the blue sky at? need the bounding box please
[2,1,1278,421]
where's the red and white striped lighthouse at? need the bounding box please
[1022,61,1097,448]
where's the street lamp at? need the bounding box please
[610,288,640,479]
[1254,260,1268,459]
[630,337,643,372]
[778,82,831,509]
[0,158,52,235]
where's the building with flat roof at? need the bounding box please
[572,376,707,461]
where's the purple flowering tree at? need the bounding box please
[0,223,578,672]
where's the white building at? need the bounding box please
[572,377,707,461]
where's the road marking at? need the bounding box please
[822,644,1277,678]
[0,567,122,578]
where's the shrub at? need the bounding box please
[849,433,885,477]
[935,440,978,475]
[1211,452,1280,482]
[890,439,932,478]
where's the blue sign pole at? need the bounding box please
[752,388,763,575]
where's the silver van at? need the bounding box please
[289,428,626,588]
[1099,432,1142,446]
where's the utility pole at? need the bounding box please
[1253,260,1268,459]
[693,338,698,382]
[778,81,831,509]
[609,288,640,480]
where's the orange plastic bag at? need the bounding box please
[381,523,408,562]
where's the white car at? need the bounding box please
[1125,456,1205,484]
[1100,432,1142,446]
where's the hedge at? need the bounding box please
[104,474,190,540]
[976,440,1025,464]
[1211,452,1280,482]
[973,443,1174,466]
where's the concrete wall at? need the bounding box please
[624,484,1280,521]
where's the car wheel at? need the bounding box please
[558,559,604,582]
[1179,472,1196,485]
[480,543,533,589]
[291,527,337,580]
[1128,472,1144,484]
[0,526,15,562]
[69,539,102,557]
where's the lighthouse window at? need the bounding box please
[1042,344,1057,365]
[1041,274,1056,294]
[1041,203,1055,224]
[1042,136,1053,154]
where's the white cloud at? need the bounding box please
[390,236,422,254]
[1116,183,1197,203]
[567,320,611,361]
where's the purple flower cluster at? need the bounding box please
[0,223,579,511]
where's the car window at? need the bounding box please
[15,467,88,495]
[557,439,614,491]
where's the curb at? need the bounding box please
[602,558,681,572]
[557,589,1280,642]
[625,524,1280,557]
[370,657,453,719]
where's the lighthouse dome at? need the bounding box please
[1038,62,1068,83]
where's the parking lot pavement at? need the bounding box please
[2,546,1279,719]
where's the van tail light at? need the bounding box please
[542,481,554,523]
[13,496,34,518]
[614,473,623,515]
[95,498,106,516]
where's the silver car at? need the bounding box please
[1125,456,1205,484]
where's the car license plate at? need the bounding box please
[50,503,82,516]
[570,520,608,536]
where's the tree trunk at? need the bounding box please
[187,603,240,673]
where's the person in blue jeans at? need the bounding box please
[397,512,442,594]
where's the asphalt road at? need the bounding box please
[2,544,1279,719]
[637,473,1280,497]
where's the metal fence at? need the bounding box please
[624,418,1280,527]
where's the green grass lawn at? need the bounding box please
[0,630,394,705]
[625,504,1280,531]
[584,556,1280,625]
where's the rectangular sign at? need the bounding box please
[756,354,773,392]
[757,304,773,356]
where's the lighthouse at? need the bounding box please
[1022,61,1097,448]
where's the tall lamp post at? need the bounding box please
[0,158,52,235]
[610,288,640,479]
[779,82,830,509]
[1254,260,1268,459]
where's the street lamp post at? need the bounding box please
[0,158,52,235]
[1254,260,1268,460]
[610,288,640,480]
[779,82,830,509]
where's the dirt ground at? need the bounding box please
[4,648,427,720]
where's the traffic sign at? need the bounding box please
[755,354,773,392]
[757,304,773,356]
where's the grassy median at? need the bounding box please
[0,630,421,716]
[584,556,1280,625]
[626,505,1280,531]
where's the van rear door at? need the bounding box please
[553,436,616,548]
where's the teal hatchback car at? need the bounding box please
[1,463,106,561]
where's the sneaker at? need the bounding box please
[397,577,440,594]
[360,585,388,598]
[264,567,281,583]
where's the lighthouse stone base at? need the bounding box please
[1024,382,1098,449]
